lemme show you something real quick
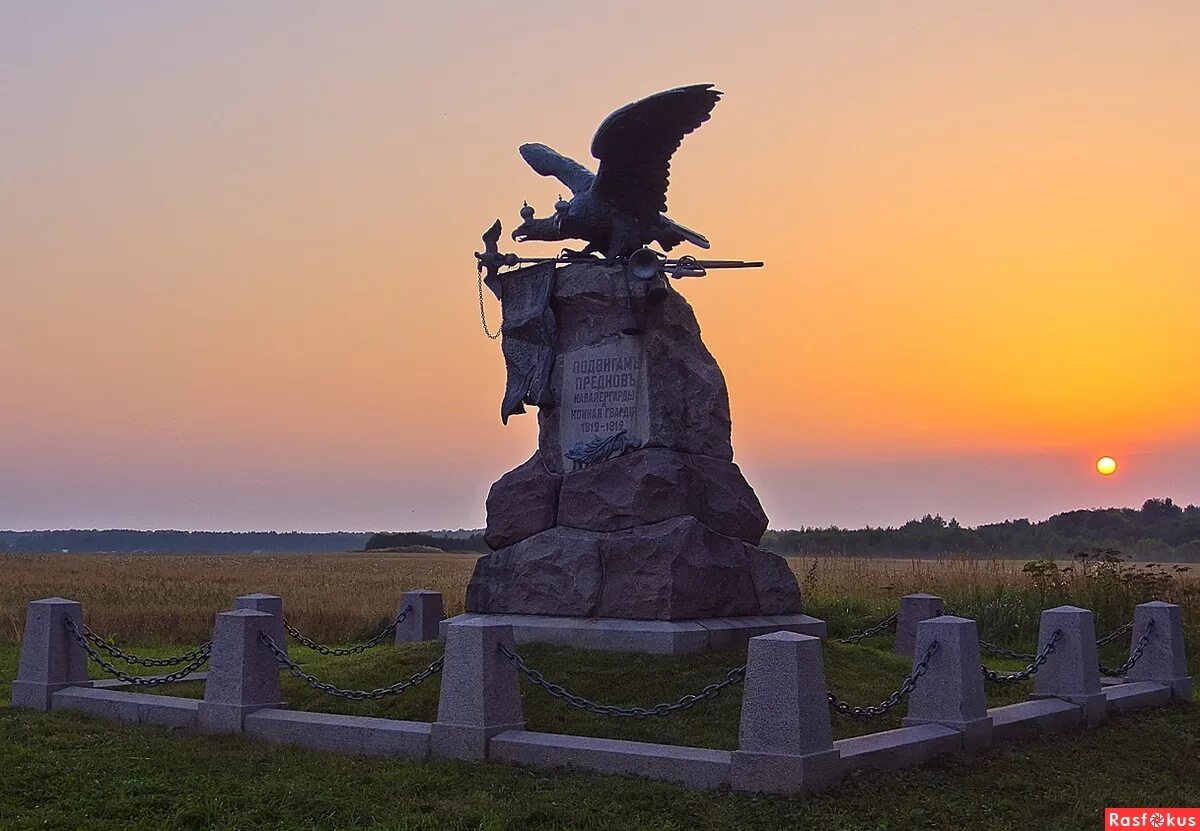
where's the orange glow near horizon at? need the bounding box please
[1,2,1197,530]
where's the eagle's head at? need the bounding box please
[511,215,564,244]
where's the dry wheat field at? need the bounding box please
[0,552,478,645]
[2,551,1196,647]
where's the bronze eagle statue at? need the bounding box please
[511,84,721,259]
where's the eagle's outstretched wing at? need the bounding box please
[518,143,595,196]
[589,84,722,224]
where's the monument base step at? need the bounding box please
[439,613,826,655]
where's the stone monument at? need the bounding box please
[456,84,821,652]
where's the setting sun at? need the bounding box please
[1096,456,1118,476]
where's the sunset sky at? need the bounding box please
[2,2,1198,532]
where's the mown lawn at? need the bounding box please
[0,634,1197,830]
[148,635,1035,745]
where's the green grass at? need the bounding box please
[142,635,1032,746]
[1,636,1197,830]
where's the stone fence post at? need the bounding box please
[430,619,524,760]
[11,597,90,711]
[395,589,444,644]
[732,631,841,794]
[896,593,944,658]
[1031,605,1105,725]
[234,593,287,657]
[902,615,993,750]
[1126,601,1192,700]
[197,609,284,733]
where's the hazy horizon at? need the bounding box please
[3,2,1197,532]
[1,494,1193,535]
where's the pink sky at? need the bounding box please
[2,2,1197,531]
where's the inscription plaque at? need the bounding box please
[558,339,648,469]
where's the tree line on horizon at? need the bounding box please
[0,530,373,555]
[761,498,1200,560]
[3,499,1197,559]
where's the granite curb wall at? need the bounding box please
[14,593,1192,795]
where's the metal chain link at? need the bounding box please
[978,639,1036,662]
[1100,620,1155,677]
[828,639,940,719]
[499,643,745,718]
[1096,621,1134,648]
[982,629,1061,683]
[477,265,501,340]
[65,619,210,687]
[259,633,442,700]
[979,620,1133,660]
[79,625,211,668]
[284,606,411,657]
[837,612,899,645]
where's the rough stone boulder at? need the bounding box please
[536,263,732,474]
[468,261,804,621]
[749,548,803,615]
[484,453,560,550]
[556,447,767,544]
[467,527,602,617]
[468,516,801,620]
[595,517,758,619]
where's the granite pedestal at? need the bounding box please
[1030,605,1106,726]
[430,619,525,760]
[902,615,993,751]
[732,631,842,794]
[1126,601,1192,700]
[11,597,90,711]
[197,609,285,734]
[896,593,944,658]
[395,589,444,644]
[440,612,826,655]
[233,593,287,657]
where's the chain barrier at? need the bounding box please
[828,639,939,719]
[978,639,1036,662]
[981,620,1134,660]
[837,612,899,645]
[284,606,411,657]
[499,643,744,718]
[65,619,210,687]
[79,625,211,668]
[982,629,1061,684]
[1100,620,1155,677]
[259,633,442,700]
[1096,621,1134,649]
